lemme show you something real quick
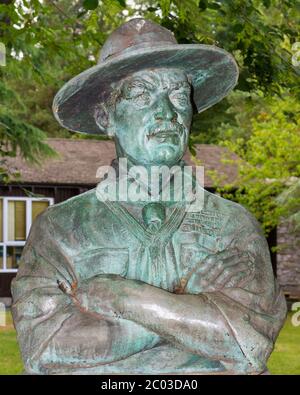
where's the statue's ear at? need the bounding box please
[94,103,114,136]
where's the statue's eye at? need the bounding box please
[127,88,144,98]
[123,83,152,106]
[125,83,145,96]
[126,89,151,106]
[170,91,189,107]
[134,92,151,105]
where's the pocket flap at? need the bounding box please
[74,248,129,280]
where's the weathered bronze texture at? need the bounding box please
[12,18,286,375]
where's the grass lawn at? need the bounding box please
[268,311,300,374]
[0,310,299,375]
[0,311,23,375]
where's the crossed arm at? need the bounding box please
[73,271,253,372]
[67,246,268,373]
[12,239,284,375]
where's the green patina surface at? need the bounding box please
[1,311,299,375]
[11,18,287,375]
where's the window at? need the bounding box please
[0,197,54,272]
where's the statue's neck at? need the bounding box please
[110,155,187,199]
[113,155,186,175]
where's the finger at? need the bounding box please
[214,249,256,266]
[198,259,255,291]
[198,250,254,277]
[225,270,254,288]
[206,247,240,261]
[214,263,252,288]
[201,256,253,285]
[196,262,223,289]
[188,250,255,290]
[195,255,229,278]
[221,252,255,267]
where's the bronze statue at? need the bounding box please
[12,18,286,375]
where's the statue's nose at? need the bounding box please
[154,96,177,122]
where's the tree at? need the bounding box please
[0,0,58,181]
[210,93,300,234]
[1,0,299,140]
[0,0,299,230]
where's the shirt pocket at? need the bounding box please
[74,247,129,281]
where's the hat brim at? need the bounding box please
[53,44,239,134]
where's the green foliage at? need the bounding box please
[83,0,99,11]
[0,77,57,182]
[0,113,57,163]
[0,0,299,231]
[0,0,126,180]
[211,94,300,234]
[143,0,300,95]
[1,0,299,141]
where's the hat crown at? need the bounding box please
[99,18,177,63]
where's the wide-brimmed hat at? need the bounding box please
[53,18,239,135]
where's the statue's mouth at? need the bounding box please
[147,129,180,141]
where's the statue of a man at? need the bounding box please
[12,18,286,375]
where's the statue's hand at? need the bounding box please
[183,248,256,294]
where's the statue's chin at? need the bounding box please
[150,145,183,166]
[118,143,184,167]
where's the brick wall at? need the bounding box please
[277,221,300,298]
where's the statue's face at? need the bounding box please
[110,68,193,166]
